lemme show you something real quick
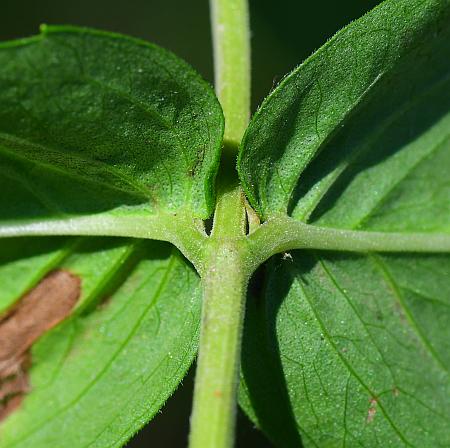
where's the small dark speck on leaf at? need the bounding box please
[0,270,81,422]
[96,296,113,311]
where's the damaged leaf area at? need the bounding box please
[0,270,81,421]
[0,240,202,448]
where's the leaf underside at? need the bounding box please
[0,0,449,446]
[238,0,450,446]
[0,238,201,448]
[0,26,217,448]
[0,26,223,225]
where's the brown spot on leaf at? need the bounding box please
[0,354,30,422]
[392,387,399,397]
[366,397,378,423]
[214,390,223,398]
[0,270,81,421]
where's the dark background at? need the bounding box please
[1,0,380,446]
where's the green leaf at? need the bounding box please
[238,0,450,445]
[0,238,201,448]
[238,0,449,224]
[0,26,213,445]
[0,25,223,237]
[0,237,72,313]
[241,253,450,447]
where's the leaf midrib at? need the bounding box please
[90,307,200,448]
[354,135,450,230]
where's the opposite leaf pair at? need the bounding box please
[0,0,449,446]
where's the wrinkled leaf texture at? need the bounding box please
[0,26,223,223]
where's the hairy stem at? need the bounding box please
[189,0,251,447]
[189,146,247,448]
[189,239,250,448]
[210,0,250,146]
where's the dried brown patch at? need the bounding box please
[0,353,30,422]
[0,270,81,421]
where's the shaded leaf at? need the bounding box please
[241,253,450,447]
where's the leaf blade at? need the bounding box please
[238,0,450,222]
[0,239,201,448]
[241,252,450,447]
[239,0,450,445]
[0,25,223,232]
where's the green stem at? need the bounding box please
[189,239,250,448]
[210,0,250,146]
[189,0,251,446]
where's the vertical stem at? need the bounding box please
[189,1,251,447]
[210,0,251,146]
[189,242,250,448]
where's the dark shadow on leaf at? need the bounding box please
[0,236,69,265]
[0,146,149,221]
[78,239,180,315]
[241,256,307,448]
